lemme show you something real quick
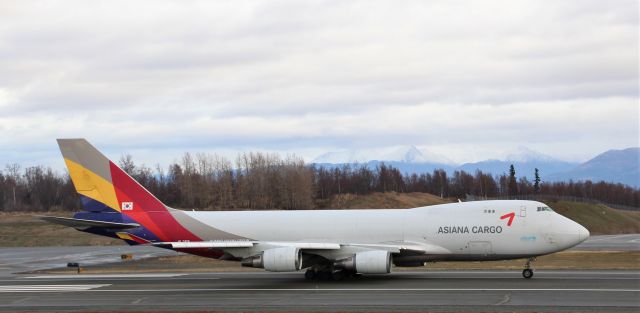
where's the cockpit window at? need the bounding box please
[536,206,553,212]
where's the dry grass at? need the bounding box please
[320,192,451,209]
[0,211,123,247]
[321,193,640,235]
[548,200,640,235]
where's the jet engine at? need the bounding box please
[241,247,302,272]
[335,250,392,274]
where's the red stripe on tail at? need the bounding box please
[109,161,201,242]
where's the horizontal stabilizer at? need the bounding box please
[116,232,151,244]
[38,216,140,230]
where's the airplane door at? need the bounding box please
[519,206,527,217]
[469,241,492,257]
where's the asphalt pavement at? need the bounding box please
[0,234,637,312]
[572,234,640,251]
[0,270,638,312]
[0,245,180,276]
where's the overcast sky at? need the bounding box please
[0,0,638,170]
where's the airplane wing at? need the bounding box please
[153,241,255,249]
[150,240,449,255]
[38,216,140,230]
[39,214,449,256]
[346,242,451,255]
[152,241,341,250]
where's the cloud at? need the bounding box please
[0,0,637,168]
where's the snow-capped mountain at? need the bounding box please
[311,145,639,187]
[458,146,577,177]
[457,159,577,178]
[547,148,640,187]
[504,146,556,163]
[312,145,452,164]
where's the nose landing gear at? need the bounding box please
[522,257,536,279]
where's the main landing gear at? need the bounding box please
[304,267,359,281]
[522,257,535,279]
[304,268,316,280]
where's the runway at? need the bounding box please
[0,235,637,312]
[0,270,638,312]
[573,234,640,251]
[0,234,636,275]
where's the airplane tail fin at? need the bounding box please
[58,138,138,213]
[56,139,201,243]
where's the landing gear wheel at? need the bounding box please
[304,269,316,280]
[317,270,332,281]
[522,257,536,279]
[344,271,360,278]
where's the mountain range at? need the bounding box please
[546,147,639,187]
[311,146,639,188]
[313,145,453,164]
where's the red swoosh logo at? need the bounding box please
[500,212,515,226]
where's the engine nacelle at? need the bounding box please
[335,250,392,274]
[241,247,302,272]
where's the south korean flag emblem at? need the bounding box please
[121,202,133,211]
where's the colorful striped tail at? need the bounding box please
[58,139,202,244]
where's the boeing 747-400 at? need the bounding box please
[42,139,589,280]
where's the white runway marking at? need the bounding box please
[90,288,640,292]
[586,234,636,242]
[25,273,187,279]
[401,276,640,280]
[0,284,110,292]
[196,270,640,275]
[412,270,640,275]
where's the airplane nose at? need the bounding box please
[577,224,590,242]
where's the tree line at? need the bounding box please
[313,163,639,209]
[0,152,638,211]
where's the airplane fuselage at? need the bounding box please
[171,200,588,263]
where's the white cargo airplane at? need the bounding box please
[42,139,589,280]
